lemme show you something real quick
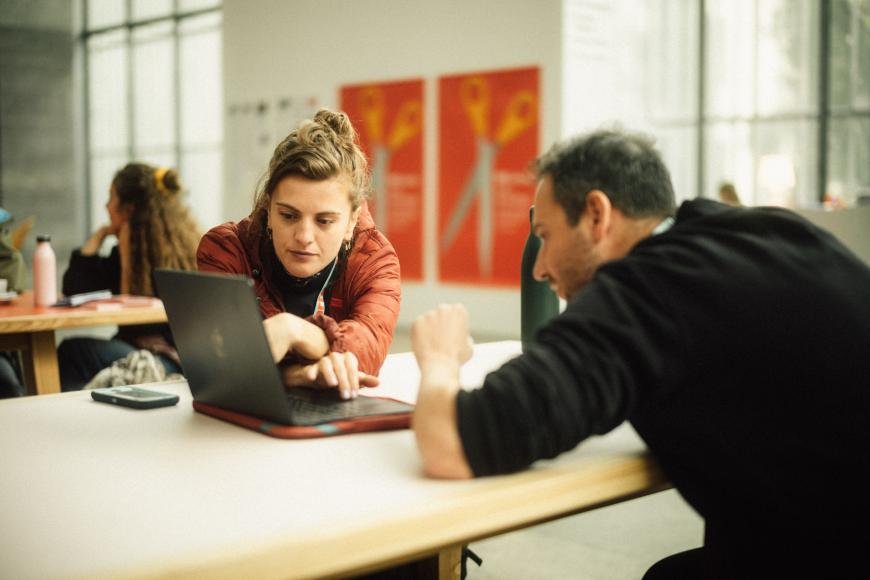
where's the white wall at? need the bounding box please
[794,206,870,266]
[0,0,81,286]
[222,0,563,336]
[562,0,648,136]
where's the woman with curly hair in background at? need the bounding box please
[58,163,201,391]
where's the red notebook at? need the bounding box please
[192,397,412,439]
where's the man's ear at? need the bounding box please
[584,189,612,243]
[345,207,361,241]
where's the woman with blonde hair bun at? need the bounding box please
[58,163,201,390]
[198,108,401,400]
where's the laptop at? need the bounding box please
[153,269,413,426]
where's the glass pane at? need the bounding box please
[178,10,222,32]
[88,28,128,50]
[756,0,819,115]
[829,0,870,112]
[655,126,698,203]
[705,121,754,205]
[132,0,173,21]
[132,22,176,151]
[828,117,870,207]
[705,0,755,118]
[90,153,129,231]
[857,0,870,109]
[131,19,174,41]
[180,148,223,230]
[755,119,818,208]
[647,0,699,123]
[179,17,223,146]
[831,0,853,110]
[88,30,128,153]
[179,0,222,12]
[87,0,125,30]
[131,149,176,171]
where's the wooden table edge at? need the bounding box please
[0,306,166,332]
[100,453,668,580]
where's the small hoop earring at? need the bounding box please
[267,226,273,240]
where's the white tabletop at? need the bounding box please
[0,341,664,579]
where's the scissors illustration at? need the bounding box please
[440,76,536,278]
[359,87,422,234]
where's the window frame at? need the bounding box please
[650,0,870,207]
[79,0,222,232]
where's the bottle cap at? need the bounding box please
[37,234,51,242]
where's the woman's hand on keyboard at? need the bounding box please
[263,313,330,363]
[281,351,380,400]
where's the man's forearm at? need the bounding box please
[413,356,473,479]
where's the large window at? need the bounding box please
[829,0,870,206]
[704,0,820,207]
[82,0,223,232]
[643,0,870,208]
[646,0,701,203]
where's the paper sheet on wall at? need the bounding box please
[225,95,322,220]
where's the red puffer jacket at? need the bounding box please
[196,203,400,375]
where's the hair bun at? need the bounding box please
[314,108,356,142]
[154,167,181,195]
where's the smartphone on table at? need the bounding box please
[91,386,180,409]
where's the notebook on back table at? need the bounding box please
[153,269,413,429]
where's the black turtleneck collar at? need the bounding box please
[271,245,334,290]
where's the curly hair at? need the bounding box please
[112,163,201,296]
[253,108,370,218]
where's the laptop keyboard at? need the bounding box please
[285,389,411,425]
[287,393,366,423]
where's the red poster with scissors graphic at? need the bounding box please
[341,80,424,281]
[439,67,539,286]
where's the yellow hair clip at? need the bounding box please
[153,167,170,195]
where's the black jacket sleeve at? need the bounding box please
[61,246,121,296]
[456,255,686,477]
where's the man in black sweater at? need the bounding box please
[411,129,870,578]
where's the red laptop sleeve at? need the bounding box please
[192,397,412,438]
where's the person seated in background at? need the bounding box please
[717,181,741,206]
[197,108,400,401]
[410,129,870,578]
[58,163,201,391]
[0,208,29,398]
[0,354,22,399]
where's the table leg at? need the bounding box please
[20,331,60,395]
[353,545,462,579]
[438,544,463,580]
